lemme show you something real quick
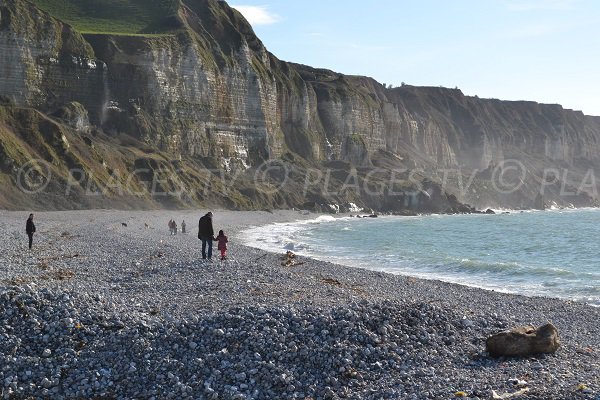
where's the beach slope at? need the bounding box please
[0,210,598,399]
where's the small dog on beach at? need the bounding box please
[121,223,128,227]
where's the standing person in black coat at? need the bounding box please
[198,212,214,260]
[26,213,36,250]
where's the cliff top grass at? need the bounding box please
[31,0,181,35]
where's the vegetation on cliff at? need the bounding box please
[31,0,180,35]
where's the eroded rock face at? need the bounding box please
[4,0,599,170]
[1,0,600,210]
[0,0,106,116]
[52,102,90,133]
[486,323,560,357]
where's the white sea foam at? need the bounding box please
[242,209,600,307]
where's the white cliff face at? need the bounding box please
[0,30,31,105]
[89,34,286,169]
[0,1,105,115]
[0,0,59,106]
[2,0,600,183]
[315,96,385,162]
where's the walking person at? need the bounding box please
[26,213,36,250]
[215,229,228,260]
[169,219,177,235]
[198,212,214,260]
[181,220,186,234]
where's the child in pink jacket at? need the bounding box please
[215,230,228,260]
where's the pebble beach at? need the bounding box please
[0,209,598,399]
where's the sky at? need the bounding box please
[230,0,600,116]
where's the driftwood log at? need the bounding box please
[486,323,560,357]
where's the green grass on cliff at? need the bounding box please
[31,0,180,35]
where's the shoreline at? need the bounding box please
[240,210,600,308]
[0,210,598,399]
[4,208,598,309]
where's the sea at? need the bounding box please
[242,209,600,307]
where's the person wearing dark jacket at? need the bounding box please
[198,212,214,259]
[26,213,36,250]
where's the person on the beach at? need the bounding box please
[215,229,228,260]
[169,219,178,235]
[181,220,186,234]
[198,212,214,260]
[26,213,36,250]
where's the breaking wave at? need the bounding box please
[243,210,600,306]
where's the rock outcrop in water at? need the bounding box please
[0,0,599,210]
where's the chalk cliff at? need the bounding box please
[0,0,598,211]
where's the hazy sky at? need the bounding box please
[231,1,600,116]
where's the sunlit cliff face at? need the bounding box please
[1,0,599,210]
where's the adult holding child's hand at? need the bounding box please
[198,212,214,260]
